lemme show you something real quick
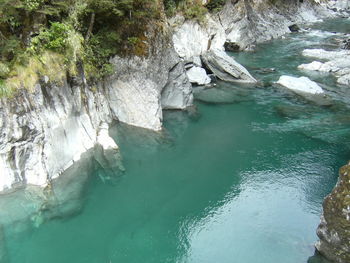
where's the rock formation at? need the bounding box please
[0,31,193,192]
[316,162,350,263]
[299,48,350,86]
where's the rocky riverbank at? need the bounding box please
[1,0,341,194]
[0,1,349,262]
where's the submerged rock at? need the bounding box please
[276,76,324,95]
[0,226,8,263]
[316,162,350,263]
[289,24,300,32]
[186,66,211,86]
[193,83,253,104]
[201,49,257,84]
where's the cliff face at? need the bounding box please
[316,163,350,263]
[0,30,192,193]
[172,0,334,60]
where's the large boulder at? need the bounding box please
[316,162,350,263]
[201,49,257,84]
[276,76,324,95]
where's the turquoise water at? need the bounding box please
[2,19,350,263]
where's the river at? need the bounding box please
[2,18,350,263]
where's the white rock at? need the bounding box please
[172,16,225,60]
[337,74,350,86]
[302,49,350,60]
[97,123,118,150]
[277,76,324,94]
[298,61,338,72]
[298,61,325,71]
[186,66,211,85]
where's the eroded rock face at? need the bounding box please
[316,162,350,263]
[0,31,193,192]
[219,0,332,50]
[172,16,225,60]
[107,38,193,129]
[0,78,121,192]
[173,0,334,55]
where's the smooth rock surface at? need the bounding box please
[186,66,211,85]
[201,49,257,84]
[277,76,324,94]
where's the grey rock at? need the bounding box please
[316,162,350,263]
[161,61,193,110]
[289,24,300,32]
[224,42,240,52]
[201,49,257,84]
[342,38,350,49]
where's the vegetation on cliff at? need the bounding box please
[0,0,226,97]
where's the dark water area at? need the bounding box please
[1,18,350,263]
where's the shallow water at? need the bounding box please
[2,18,350,263]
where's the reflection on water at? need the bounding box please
[1,18,350,263]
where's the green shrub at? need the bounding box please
[30,22,72,53]
[182,1,207,22]
[0,79,13,97]
[205,0,226,12]
[0,62,10,78]
[83,30,121,79]
[23,0,45,11]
